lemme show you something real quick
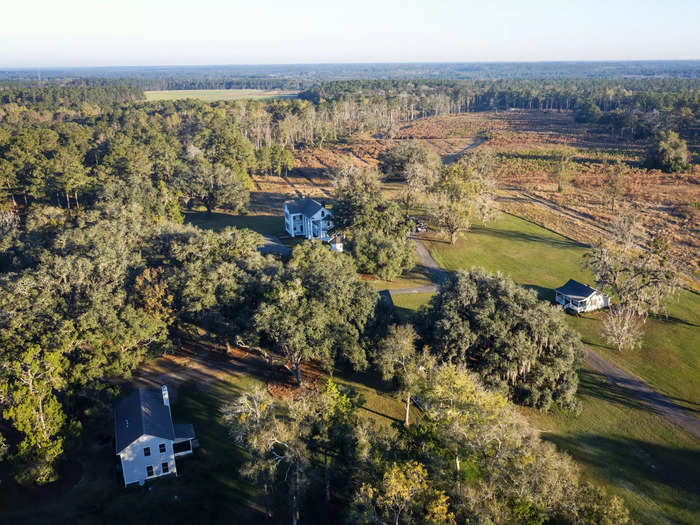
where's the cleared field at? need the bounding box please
[144,89,299,102]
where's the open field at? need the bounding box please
[144,89,299,102]
[423,213,700,413]
[292,111,700,274]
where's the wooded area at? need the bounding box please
[0,67,697,524]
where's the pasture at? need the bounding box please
[144,89,299,102]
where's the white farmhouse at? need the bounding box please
[555,279,610,313]
[114,386,196,486]
[284,197,333,242]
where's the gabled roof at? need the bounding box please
[555,279,598,300]
[114,389,175,453]
[284,197,329,218]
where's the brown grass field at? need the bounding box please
[283,111,699,276]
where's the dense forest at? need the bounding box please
[0,72,693,523]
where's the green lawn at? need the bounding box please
[369,270,433,291]
[184,211,286,237]
[144,89,299,102]
[391,292,435,322]
[424,213,700,412]
[524,365,700,525]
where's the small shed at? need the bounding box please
[328,234,343,253]
[555,279,609,313]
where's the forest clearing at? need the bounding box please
[144,89,300,102]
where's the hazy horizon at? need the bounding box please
[4,59,700,72]
[3,0,699,68]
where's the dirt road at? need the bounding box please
[583,348,700,440]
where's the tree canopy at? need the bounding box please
[422,269,582,410]
[253,242,377,384]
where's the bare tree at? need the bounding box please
[602,305,645,352]
[609,210,643,252]
[585,220,679,352]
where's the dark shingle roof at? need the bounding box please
[114,389,175,453]
[555,279,597,300]
[284,197,327,218]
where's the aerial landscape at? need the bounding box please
[0,1,698,524]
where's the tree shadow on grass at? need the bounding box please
[469,225,586,249]
[647,311,699,328]
[578,369,651,412]
[542,432,700,522]
[522,283,555,302]
[579,368,700,415]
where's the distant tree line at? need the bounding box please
[0,79,143,110]
[301,78,700,140]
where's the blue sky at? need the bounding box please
[2,0,699,67]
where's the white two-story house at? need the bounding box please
[284,197,333,242]
[114,386,196,486]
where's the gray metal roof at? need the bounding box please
[284,197,328,218]
[174,423,196,441]
[555,279,598,300]
[114,389,175,453]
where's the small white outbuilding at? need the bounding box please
[555,279,610,313]
[114,386,196,486]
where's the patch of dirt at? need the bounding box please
[266,362,325,400]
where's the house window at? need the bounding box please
[162,462,169,473]
[146,465,154,477]
[159,443,166,453]
[144,447,151,457]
